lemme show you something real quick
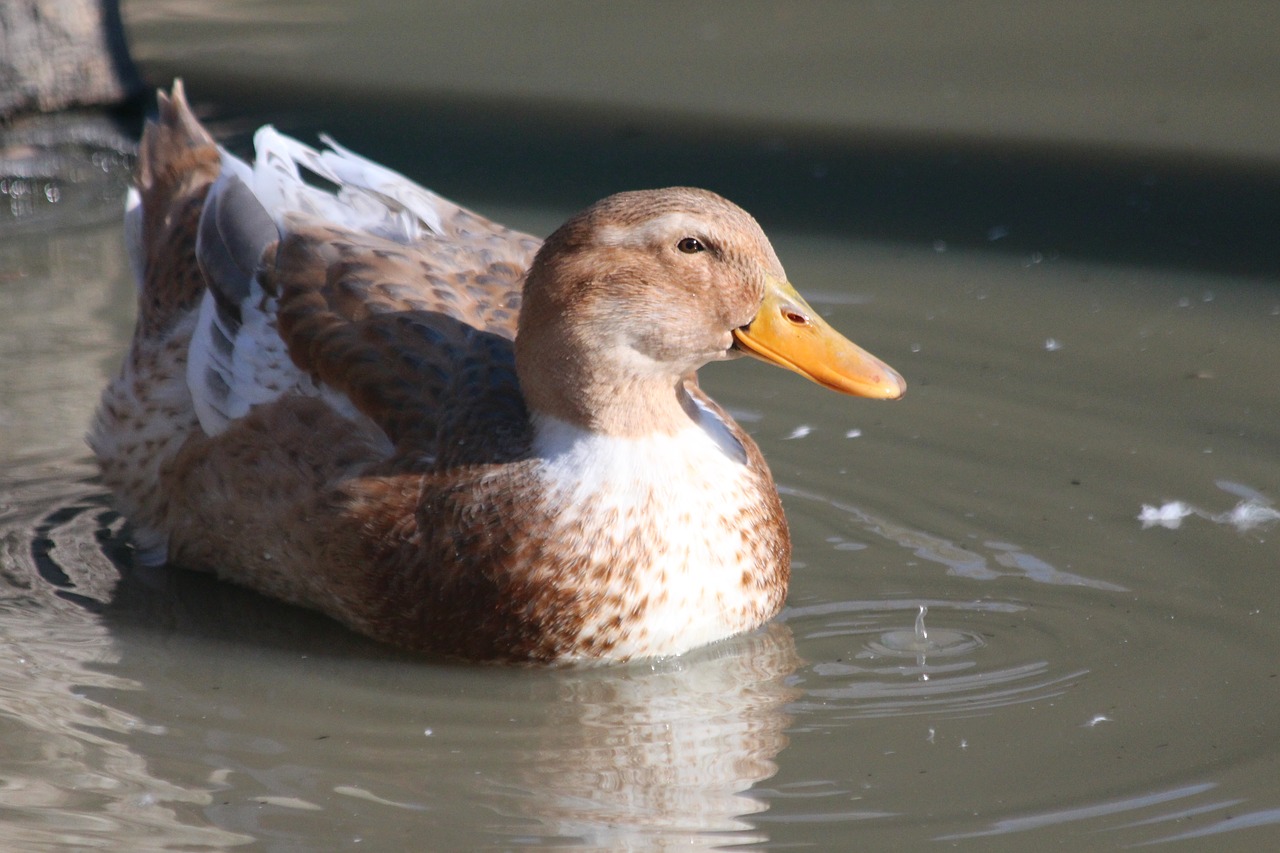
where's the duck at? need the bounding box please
[90,82,905,664]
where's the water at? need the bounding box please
[2,3,1279,849]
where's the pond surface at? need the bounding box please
[2,3,1279,849]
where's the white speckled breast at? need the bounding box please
[530,403,780,661]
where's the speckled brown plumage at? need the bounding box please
[267,226,532,463]
[90,82,903,664]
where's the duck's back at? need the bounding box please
[91,83,543,563]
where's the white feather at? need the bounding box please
[186,288,297,434]
[248,126,447,243]
[123,187,144,290]
[317,135,449,235]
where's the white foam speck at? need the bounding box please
[1138,502,1195,529]
[783,425,812,440]
[1044,338,1062,351]
[845,428,863,438]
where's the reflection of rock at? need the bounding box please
[0,112,135,234]
[0,97,137,463]
[503,625,801,850]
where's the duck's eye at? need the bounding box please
[676,237,706,254]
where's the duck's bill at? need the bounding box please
[732,275,906,399]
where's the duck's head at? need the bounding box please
[516,188,905,436]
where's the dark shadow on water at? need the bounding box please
[170,75,1280,280]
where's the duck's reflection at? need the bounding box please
[11,491,801,849]
[493,624,800,849]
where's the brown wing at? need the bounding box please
[269,220,541,465]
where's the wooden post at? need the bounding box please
[0,0,142,119]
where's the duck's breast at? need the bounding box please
[528,409,788,661]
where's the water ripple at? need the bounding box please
[0,458,250,850]
[781,484,1127,591]
[782,598,1088,721]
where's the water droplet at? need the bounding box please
[915,605,929,641]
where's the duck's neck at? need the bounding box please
[517,343,705,438]
[529,388,746,469]
[515,255,720,437]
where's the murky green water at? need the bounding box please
[1,3,1278,849]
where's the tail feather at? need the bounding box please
[136,80,216,194]
[131,79,222,338]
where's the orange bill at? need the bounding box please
[732,275,906,399]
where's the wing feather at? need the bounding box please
[184,125,538,462]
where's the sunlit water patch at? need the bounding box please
[0,458,251,850]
